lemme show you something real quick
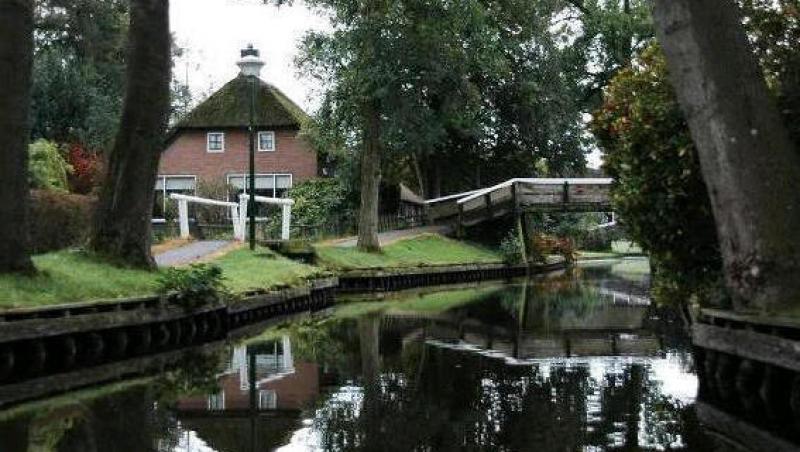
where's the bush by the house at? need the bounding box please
[286,178,356,238]
[29,189,95,253]
[28,139,73,192]
[194,180,237,225]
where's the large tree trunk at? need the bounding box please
[0,0,34,274]
[653,0,800,311]
[356,100,382,252]
[90,0,171,269]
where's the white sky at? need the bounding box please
[170,0,329,112]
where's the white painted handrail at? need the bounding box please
[238,194,294,240]
[169,193,243,241]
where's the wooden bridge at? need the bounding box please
[425,178,613,228]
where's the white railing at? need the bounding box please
[239,194,295,241]
[169,193,243,240]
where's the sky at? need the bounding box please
[170,0,329,112]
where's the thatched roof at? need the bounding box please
[175,75,308,130]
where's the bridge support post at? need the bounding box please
[457,203,465,238]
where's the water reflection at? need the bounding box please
[0,260,766,451]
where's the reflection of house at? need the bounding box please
[175,337,321,452]
[175,336,319,413]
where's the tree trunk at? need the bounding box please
[653,0,800,311]
[90,0,171,269]
[356,100,382,252]
[0,0,34,274]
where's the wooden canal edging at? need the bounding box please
[692,307,800,444]
[0,260,566,400]
[0,278,339,388]
[337,261,564,293]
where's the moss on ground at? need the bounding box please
[314,234,503,271]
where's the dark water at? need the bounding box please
[0,260,767,451]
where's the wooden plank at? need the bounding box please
[701,307,800,330]
[0,304,223,343]
[692,323,800,372]
[695,401,800,452]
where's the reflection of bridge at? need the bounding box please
[381,293,662,361]
[425,178,612,228]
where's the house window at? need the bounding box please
[258,390,277,410]
[207,392,225,411]
[207,132,225,152]
[227,173,293,217]
[258,131,275,152]
[153,175,196,219]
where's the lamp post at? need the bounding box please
[237,44,265,250]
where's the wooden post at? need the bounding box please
[516,212,530,265]
[485,193,493,219]
[562,181,570,206]
[457,203,465,238]
[177,199,189,239]
[281,204,292,240]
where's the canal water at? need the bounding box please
[0,260,756,450]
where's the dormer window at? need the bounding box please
[207,132,225,153]
[258,131,275,152]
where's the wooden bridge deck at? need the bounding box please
[425,178,613,227]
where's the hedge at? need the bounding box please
[29,190,96,253]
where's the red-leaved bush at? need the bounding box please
[66,143,101,194]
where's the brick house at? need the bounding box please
[155,47,317,218]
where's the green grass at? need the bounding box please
[314,234,503,271]
[0,247,326,310]
[0,251,161,309]
[213,247,327,293]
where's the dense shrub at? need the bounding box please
[285,178,356,237]
[499,230,524,264]
[158,264,227,310]
[194,180,237,225]
[65,143,101,194]
[591,44,723,305]
[29,190,95,253]
[28,139,73,191]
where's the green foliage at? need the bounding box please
[591,44,722,306]
[29,190,95,253]
[499,230,524,264]
[158,264,226,310]
[28,139,73,191]
[592,1,800,307]
[289,177,355,227]
[194,180,237,224]
[297,0,653,197]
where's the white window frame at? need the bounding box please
[225,173,293,199]
[207,132,225,153]
[257,131,276,152]
[153,175,197,220]
[207,391,225,411]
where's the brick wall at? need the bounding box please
[159,128,318,186]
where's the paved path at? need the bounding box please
[154,240,233,267]
[328,225,453,248]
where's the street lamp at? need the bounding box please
[237,44,265,250]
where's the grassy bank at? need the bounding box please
[214,247,326,293]
[0,247,324,310]
[314,234,503,271]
